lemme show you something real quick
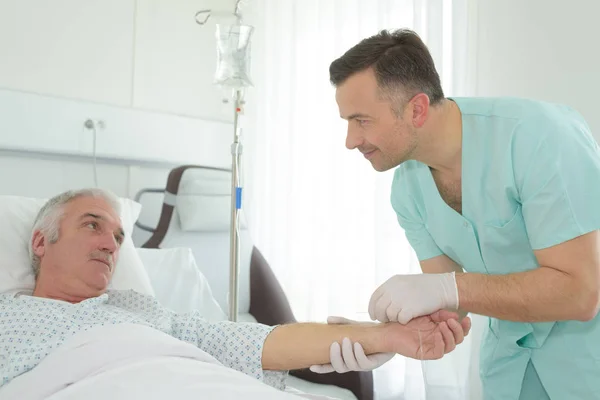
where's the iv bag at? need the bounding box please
[214,24,254,89]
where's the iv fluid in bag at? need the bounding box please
[215,24,254,89]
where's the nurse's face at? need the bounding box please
[335,68,418,172]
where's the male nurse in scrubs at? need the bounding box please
[327,28,600,399]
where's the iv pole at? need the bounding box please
[229,88,243,322]
[196,1,253,322]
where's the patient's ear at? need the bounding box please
[31,230,46,257]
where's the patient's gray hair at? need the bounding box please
[29,188,121,277]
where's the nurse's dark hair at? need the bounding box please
[329,29,445,108]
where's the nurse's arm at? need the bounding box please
[421,256,463,275]
[451,230,600,322]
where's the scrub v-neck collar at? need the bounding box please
[418,98,470,225]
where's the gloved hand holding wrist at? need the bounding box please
[368,272,459,324]
[309,316,395,374]
[309,308,470,374]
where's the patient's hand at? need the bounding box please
[386,310,471,360]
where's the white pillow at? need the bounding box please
[175,171,247,232]
[136,247,227,321]
[0,195,155,296]
[176,193,231,232]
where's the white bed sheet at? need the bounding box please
[137,247,351,400]
[0,323,336,400]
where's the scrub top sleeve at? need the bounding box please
[391,171,443,261]
[517,115,600,250]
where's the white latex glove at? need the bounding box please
[368,272,459,324]
[309,316,395,374]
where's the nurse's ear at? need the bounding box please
[408,92,430,129]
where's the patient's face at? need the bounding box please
[33,196,124,298]
[335,68,418,172]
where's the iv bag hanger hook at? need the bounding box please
[195,0,244,26]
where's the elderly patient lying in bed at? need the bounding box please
[0,188,471,399]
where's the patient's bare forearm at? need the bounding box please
[261,322,388,370]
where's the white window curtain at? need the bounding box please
[242,1,483,399]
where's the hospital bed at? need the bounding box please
[133,165,374,400]
[0,175,372,399]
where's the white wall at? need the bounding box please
[0,0,236,122]
[0,0,240,246]
[475,0,600,137]
[134,0,237,121]
[0,88,232,167]
[0,0,136,107]
[0,150,170,246]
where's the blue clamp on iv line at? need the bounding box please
[236,187,242,209]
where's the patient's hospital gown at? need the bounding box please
[0,289,287,390]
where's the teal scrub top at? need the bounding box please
[391,97,600,399]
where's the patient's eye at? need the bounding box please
[86,221,99,230]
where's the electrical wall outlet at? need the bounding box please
[83,119,106,130]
